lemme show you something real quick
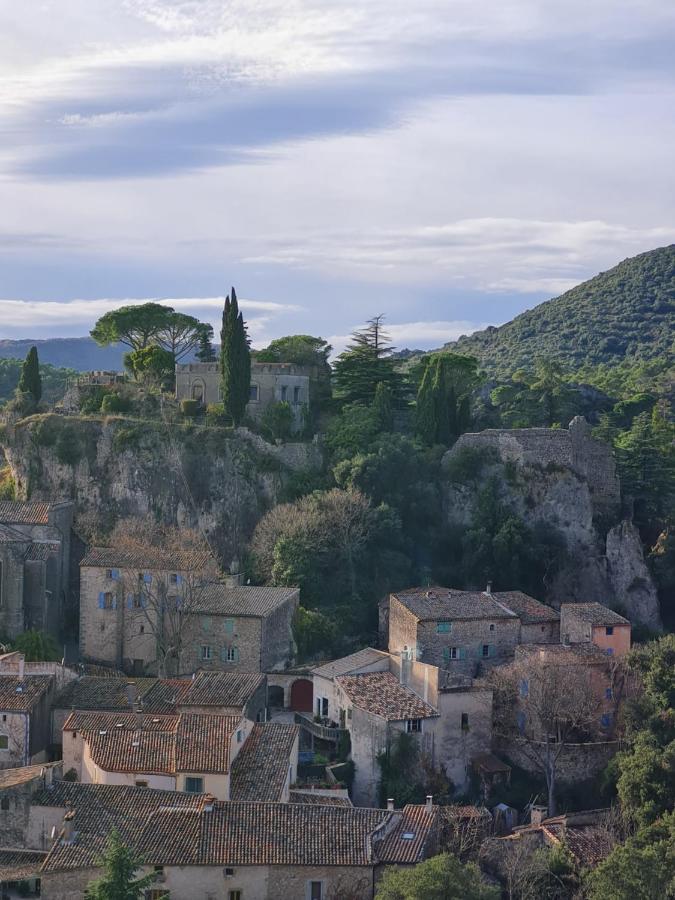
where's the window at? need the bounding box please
[461,713,469,731]
[606,687,613,700]
[221,646,239,663]
[316,697,328,718]
[606,647,614,656]
[135,780,148,788]
[133,594,143,610]
[606,626,614,636]
[169,573,179,585]
[249,384,260,402]
[139,625,145,635]
[601,713,612,728]
[482,644,491,658]
[309,882,324,900]
[489,623,495,632]
[184,776,204,793]
[405,719,422,733]
[224,867,235,877]
[520,679,529,698]
[293,386,300,404]
[1,715,5,722]
[0,797,9,810]
[202,616,212,632]
[281,385,288,402]
[104,592,114,610]
[443,646,463,661]
[0,735,8,751]
[436,622,451,634]
[228,891,242,900]
[224,618,235,634]
[236,730,243,743]
[201,645,212,660]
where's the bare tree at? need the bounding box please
[488,654,602,816]
[109,518,219,677]
[438,804,493,861]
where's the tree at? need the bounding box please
[333,315,403,406]
[90,303,172,352]
[415,353,481,445]
[123,345,175,388]
[17,346,42,405]
[372,382,394,432]
[256,334,333,416]
[490,359,575,428]
[585,812,675,900]
[107,518,218,677]
[377,732,452,809]
[260,401,293,442]
[292,606,338,661]
[615,405,675,526]
[195,329,217,362]
[488,654,602,815]
[11,630,60,661]
[376,852,498,900]
[220,287,251,426]
[156,312,213,363]
[84,829,157,900]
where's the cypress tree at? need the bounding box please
[220,287,250,426]
[17,345,42,405]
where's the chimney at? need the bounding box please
[202,794,215,813]
[18,655,25,681]
[387,798,395,811]
[485,582,492,596]
[62,810,76,844]
[225,560,244,589]
[425,795,433,814]
[126,682,137,708]
[530,805,548,826]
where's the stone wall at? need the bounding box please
[502,738,620,785]
[261,593,299,671]
[182,613,263,675]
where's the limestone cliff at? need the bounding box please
[443,419,661,629]
[1,414,321,564]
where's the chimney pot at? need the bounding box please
[62,810,76,843]
[126,682,137,707]
[485,582,492,596]
[18,655,25,681]
[202,794,216,812]
[425,794,433,813]
[387,798,395,811]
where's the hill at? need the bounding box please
[444,245,675,377]
[0,337,126,371]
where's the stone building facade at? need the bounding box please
[175,361,313,431]
[0,500,73,639]
[560,603,631,657]
[386,587,558,678]
[80,547,298,676]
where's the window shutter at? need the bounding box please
[111,568,119,580]
[98,592,105,609]
[141,595,148,608]
[176,574,183,585]
[127,595,133,610]
[458,647,466,660]
[143,573,152,584]
[220,647,228,662]
[233,647,239,662]
[442,647,450,662]
[112,597,117,610]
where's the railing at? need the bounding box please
[294,713,345,742]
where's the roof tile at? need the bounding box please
[337,672,438,721]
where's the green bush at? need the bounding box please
[205,403,228,426]
[112,425,144,453]
[444,446,498,483]
[0,467,15,500]
[100,392,131,414]
[181,399,200,418]
[261,401,293,442]
[78,385,108,413]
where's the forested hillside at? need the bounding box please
[445,245,675,378]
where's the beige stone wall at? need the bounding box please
[41,866,99,899]
[261,594,298,671]
[182,612,263,674]
[387,597,419,655]
[521,621,559,644]
[79,566,124,667]
[62,728,85,779]
[432,687,493,791]
[28,803,67,851]
[415,616,521,676]
[0,711,29,768]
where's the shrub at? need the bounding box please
[100,392,131,414]
[55,427,82,466]
[444,445,498,483]
[205,403,228,426]
[180,399,200,418]
[261,401,293,442]
[0,467,15,500]
[78,385,108,413]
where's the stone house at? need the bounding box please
[386,586,559,677]
[560,602,631,657]
[35,788,439,900]
[80,546,298,675]
[0,500,74,638]
[312,647,390,722]
[0,762,61,848]
[175,360,313,431]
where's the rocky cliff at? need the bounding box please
[443,420,661,629]
[1,414,321,564]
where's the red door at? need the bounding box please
[290,678,313,712]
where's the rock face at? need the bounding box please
[2,415,322,564]
[443,419,661,628]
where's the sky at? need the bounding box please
[1,1,674,354]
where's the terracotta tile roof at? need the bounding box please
[175,714,240,773]
[312,648,390,680]
[180,671,265,710]
[0,501,52,525]
[230,723,298,802]
[336,672,438,721]
[392,587,519,621]
[544,823,615,868]
[192,582,298,618]
[40,793,438,873]
[289,790,353,807]
[561,602,630,627]
[64,711,240,776]
[24,541,61,561]
[54,677,158,712]
[141,680,192,713]
[0,848,47,881]
[472,753,512,774]
[377,804,439,864]
[80,546,215,572]
[498,592,559,624]
[0,762,59,789]
[0,675,52,711]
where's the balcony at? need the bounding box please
[293,712,346,742]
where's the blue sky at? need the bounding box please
[1,1,674,354]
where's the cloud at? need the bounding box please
[327,320,488,356]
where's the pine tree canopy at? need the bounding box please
[333,314,403,405]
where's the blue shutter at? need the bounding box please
[220,647,228,662]
[112,597,117,610]
[605,687,613,700]
[111,568,119,580]
[176,574,183,585]
[127,595,133,610]
[517,711,526,734]
[141,595,148,608]
[176,596,183,610]
[520,679,529,698]
[143,573,152,584]
[442,647,450,662]
[601,713,611,728]
[98,592,105,609]
[458,648,466,660]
